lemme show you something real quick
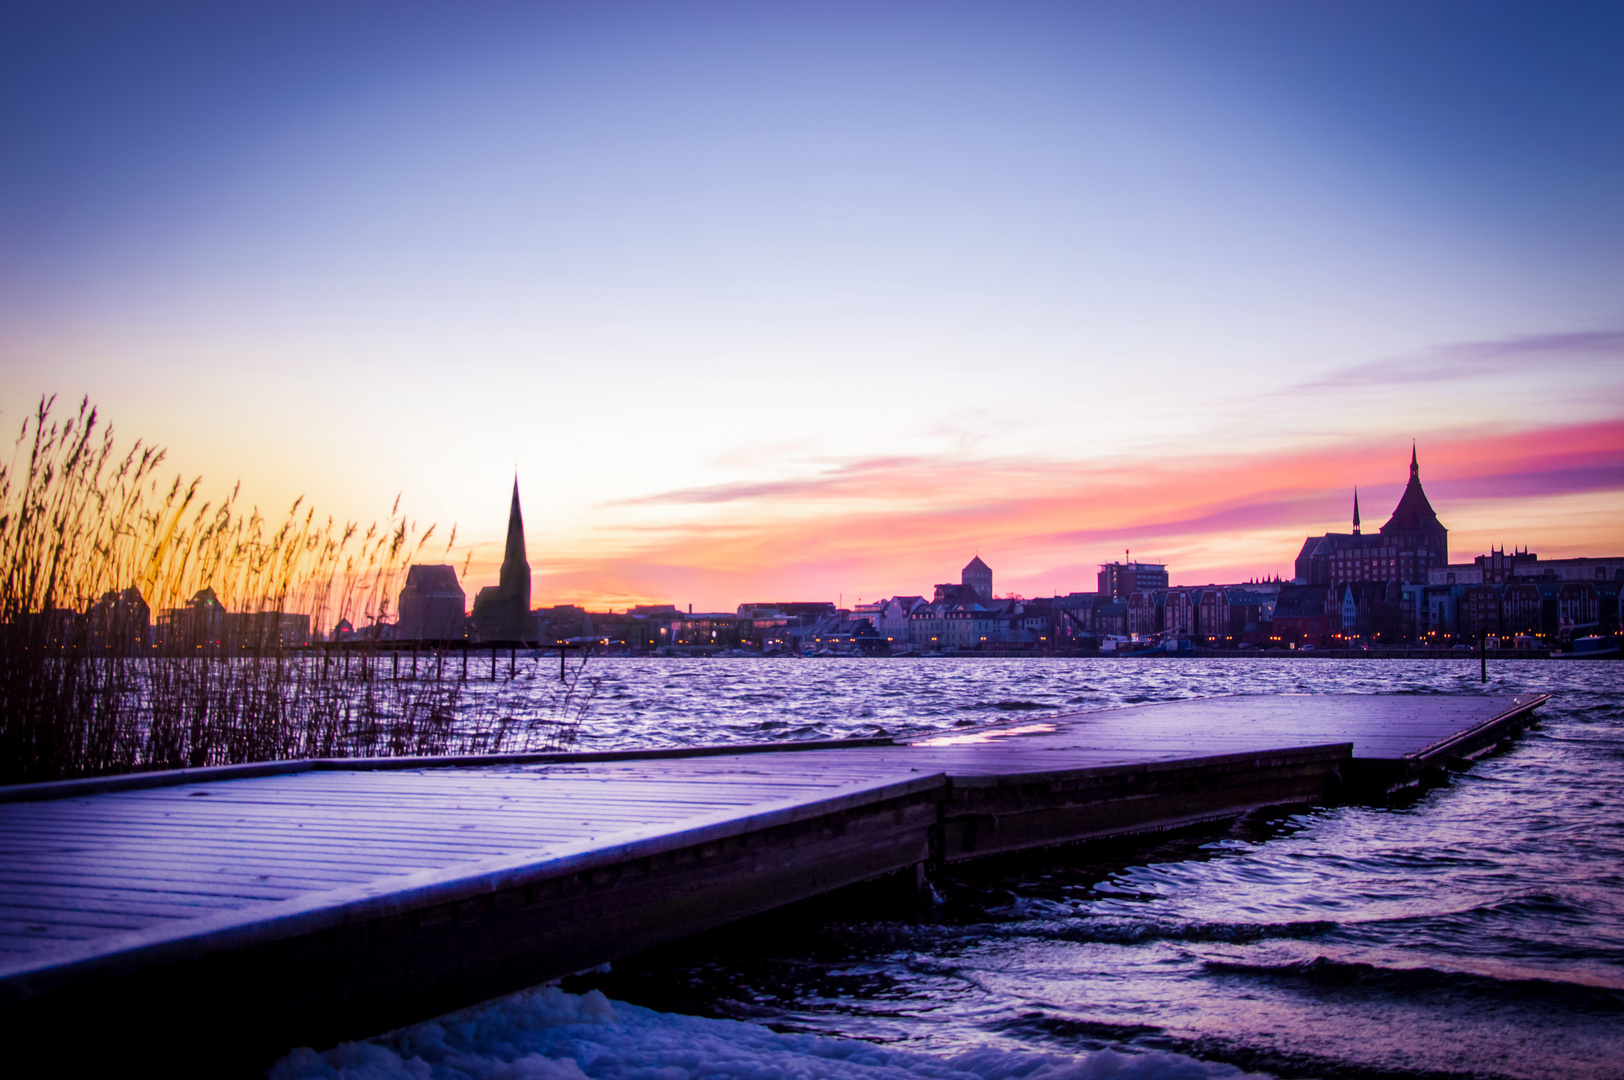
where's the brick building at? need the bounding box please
[1296,447,1449,588]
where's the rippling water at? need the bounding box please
[291,658,1624,1079]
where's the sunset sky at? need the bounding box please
[3,2,1621,610]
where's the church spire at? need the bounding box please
[1352,488,1361,535]
[472,475,535,643]
[499,475,530,605]
[1410,441,1419,481]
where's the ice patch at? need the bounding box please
[270,988,1268,1080]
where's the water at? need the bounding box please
[279,658,1624,1080]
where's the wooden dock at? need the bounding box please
[0,693,1545,1073]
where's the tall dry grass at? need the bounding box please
[0,396,595,785]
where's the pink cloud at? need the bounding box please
[513,418,1624,609]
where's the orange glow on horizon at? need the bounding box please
[450,418,1624,611]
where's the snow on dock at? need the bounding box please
[0,693,1545,1074]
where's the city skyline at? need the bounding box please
[3,3,1621,611]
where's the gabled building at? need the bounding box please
[85,587,151,653]
[1273,584,1329,648]
[1296,447,1450,588]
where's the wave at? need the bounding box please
[1202,955,1624,1013]
[954,701,1056,712]
[271,987,1271,1080]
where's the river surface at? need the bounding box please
[273,658,1624,1080]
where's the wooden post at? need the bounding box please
[1481,629,1487,683]
[509,646,516,678]
[460,643,467,682]
[560,644,566,682]
[392,652,398,680]
[491,646,497,681]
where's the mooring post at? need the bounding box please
[392,652,398,680]
[491,646,497,681]
[1481,629,1487,683]
[461,643,468,682]
[510,646,516,678]
[560,644,566,682]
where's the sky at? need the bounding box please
[2,1,1621,611]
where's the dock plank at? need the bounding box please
[0,692,1544,1076]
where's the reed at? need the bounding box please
[0,396,591,784]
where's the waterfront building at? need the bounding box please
[535,604,592,642]
[396,565,466,641]
[1015,597,1054,644]
[1163,589,1197,636]
[1224,589,1276,644]
[1502,582,1563,641]
[1093,599,1128,638]
[1051,593,1100,642]
[157,587,226,650]
[85,587,151,653]
[1525,556,1624,582]
[1458,583,1501,638]
[805,615,888,655]
[1127,590,1164,635]
[961,556,993,603]
[1296,447,1449,588]
[1098,560,1169,599]
[1272,584,1329,648]
[1430,552,1624,589]
[471,479,533,643]
[156,587,311,651]
[852,596,926,645]
[1197,588,1228,642]
[666,612,741,650]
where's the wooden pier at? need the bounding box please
[0,693,1545,1074]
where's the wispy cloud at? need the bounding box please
[608,456,932,507]
[522,417,1624,608]
[1286,330,1624,393]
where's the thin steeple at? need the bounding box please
[1352,488,1361,535]
[499,476,531,608]
[1410,441,1419,481]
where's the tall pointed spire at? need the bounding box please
[499,475,530,606]
[1352,488,1361,535]
[471,475,535,643]
[1410,441,1419,481]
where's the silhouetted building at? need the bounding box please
[1296,447,1450,587]
[1273,584,1329,648]
[156,587,309,651]
[931,582,982,605]
[1098,561,1168,599]
[472,479,533,642]
[157,587,227,650]
[397,564,466,641]
[85,587,151,653]
[961,556,993,602]
[537,604,591,641]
